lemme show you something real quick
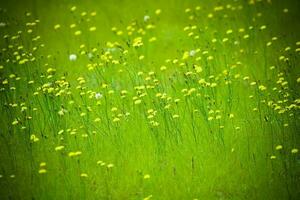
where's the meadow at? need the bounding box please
[0,0,300,199]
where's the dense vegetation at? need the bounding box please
[0,0,300,199]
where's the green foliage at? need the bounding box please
[0,0,300,199]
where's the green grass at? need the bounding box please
[0,0,300,199]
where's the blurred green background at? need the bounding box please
[0,0,300,199]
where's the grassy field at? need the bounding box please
[0,0,300,199]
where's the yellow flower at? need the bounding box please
[54,24,61,30]
[116,31,123,35]
[111,107,118,112]
[134,99,142,105]
[144,174,150,179]
[38,169,47,174]
[74,30,82,36]
[12,119,19,125]
[80,173,88,177]
[70,24,76,28]
[68,151,82,157]
[70,6,76,12]
[30,134,39,142]
[260,25,266,30]
[195,65,202,73]
[2,79,8,84]
[275,145,283,150]
[113,117,120,122]
[182,51,189,60]
[133,37,143,47]
[107,163,114,168]
[155,9,161,15]
[55,146,65,151]
[97,160,103,165]
[226,29,233,34]
[174,99,181,103]
[94,118,101,122]
[89,26,96,32]
[215,115,221,120]
[172,114,179,119]
[291,148,298,154]
[160,66,167,71]
[149,37,157,42]
[259,85,267,91]
[243,34,249,39]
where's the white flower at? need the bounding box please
[144,15,150,22]
[0,22,6,27]
[189,50,196,57]
[95,93,102,99]
[107,48,116,52]
[69,54,77,61]
[87,52,93,59]
[58,108,67,116]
